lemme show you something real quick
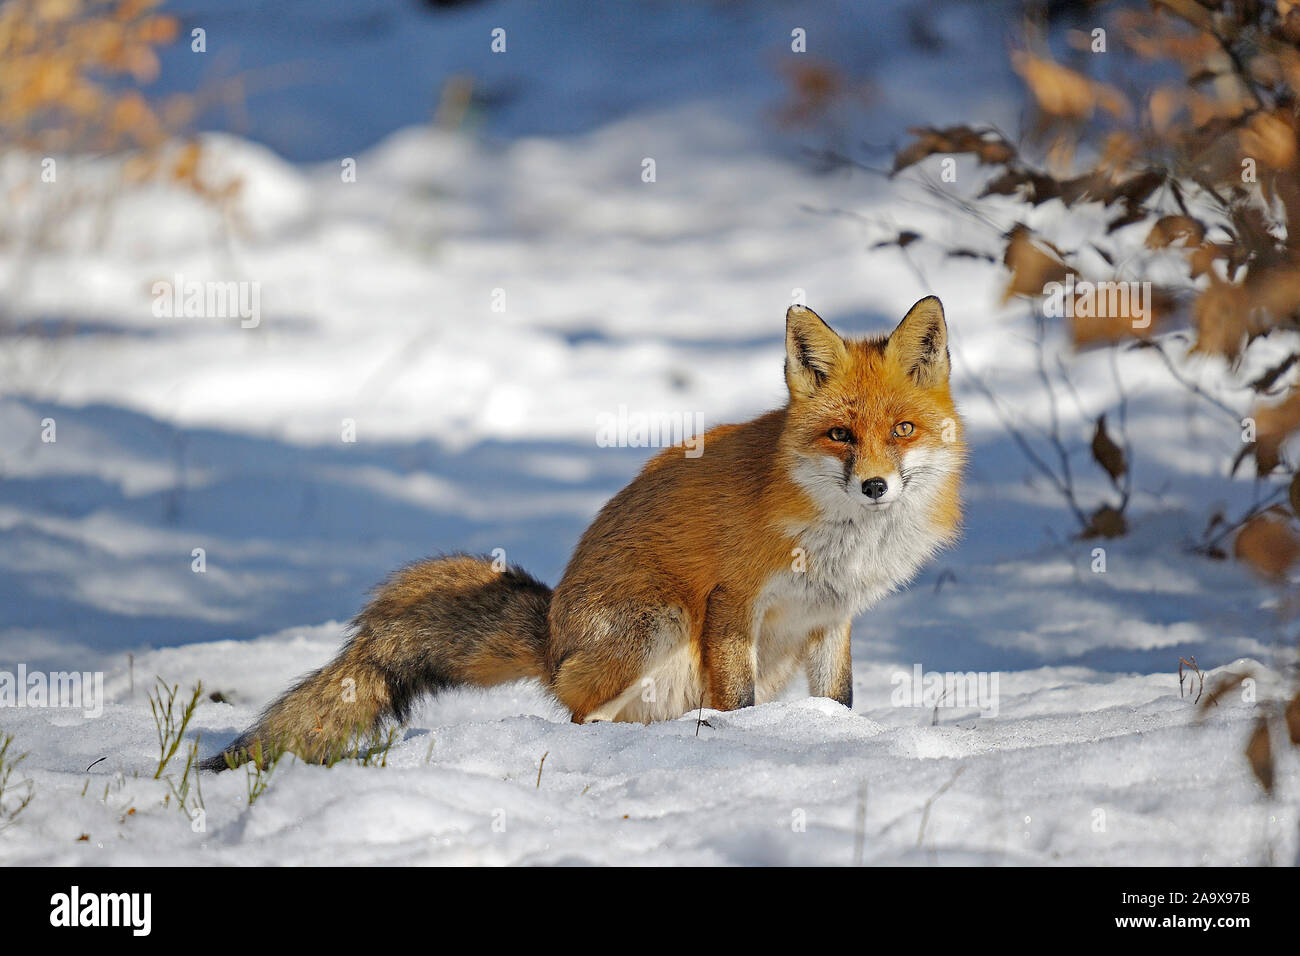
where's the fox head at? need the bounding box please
[781,296,965,520]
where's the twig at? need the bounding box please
[1137,338,1242,425]
[1178,656,1205,704]
[931,688,951,727]
[1195,484,1288,555]
[917,766,965,848]
[1034,314,1089,528]
[853,781,868,866]
[1107,345,1134,511]
[959,345,1089,529]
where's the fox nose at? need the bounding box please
[861,477,888,499]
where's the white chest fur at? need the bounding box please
[752,480,949,700]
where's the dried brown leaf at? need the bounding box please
[1245,716,1275,795]
[1145,214,1204,249]
[1234,510,1300,578]
[979,168,1027,198]
[1081,504,1127,539]
[1071,285,1169,348]
[1240,111,1296,171]
[893,126,1015,174]
[1012,52,1130,121]
[1001,224,1068,302]
[1091,414,1126,485]
[872,231,920,250]
[1106,170,1165,207]
[1190,280,1249,361]
[1252,390,1300,475]
[1149,86,1183,134]
[1285,692,1300,746]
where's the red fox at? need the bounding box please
[202,297,964,770]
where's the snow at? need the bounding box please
[0,0,1296,865]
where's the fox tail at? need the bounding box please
[200,555,552,771]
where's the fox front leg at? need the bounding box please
[701,587,756,711]
[804,620,853,709]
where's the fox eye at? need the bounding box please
[827,426,853,443]
[892,422,915,438]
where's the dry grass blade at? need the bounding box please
[1178,656,1204,704]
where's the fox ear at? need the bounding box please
[785,305,847,399]
[886,296,949,387]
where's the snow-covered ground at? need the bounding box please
[0,0,1296,865]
